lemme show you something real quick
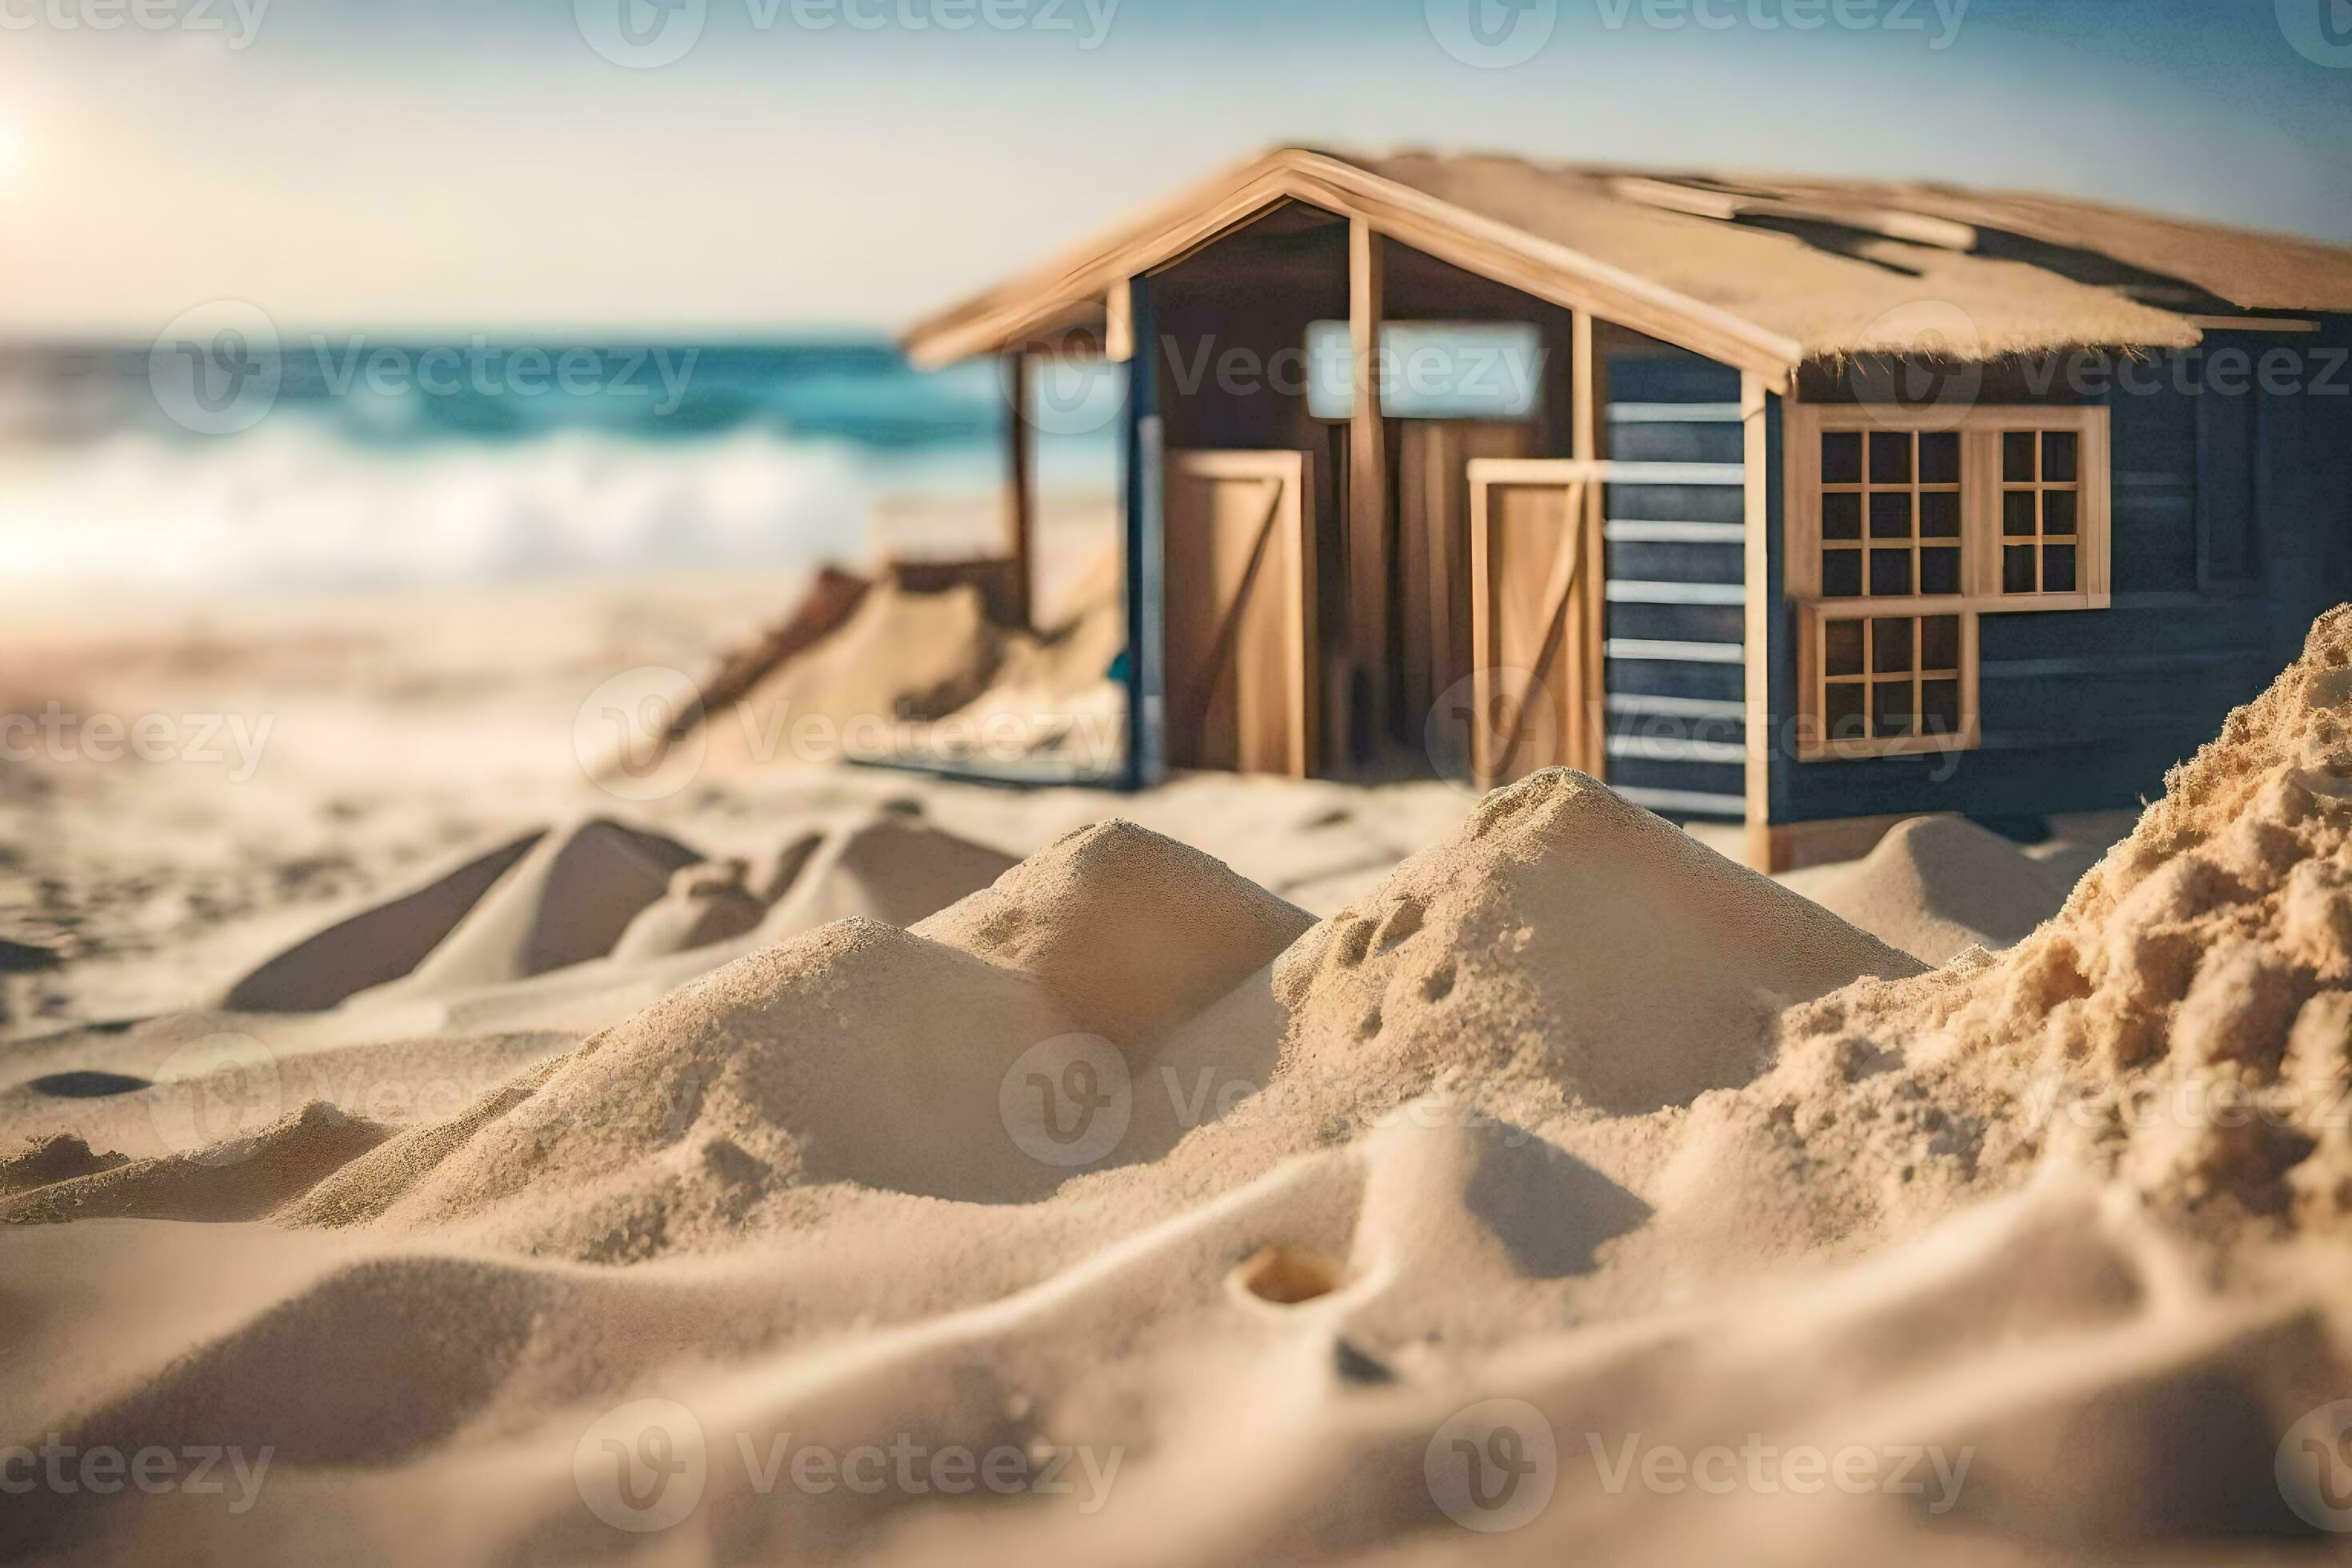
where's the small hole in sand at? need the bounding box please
[1357,1006,1384,1039]
[1422,960,1457,1002]
[1231,1245,1343,1306]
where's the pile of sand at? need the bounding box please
[1778,814,2075,964]
[218,829,546,1011]
[915,819,1313,1043]
[1272,773,1922,1115]
[608,861,766,963]
[285,821,1308,1250]
[930,548,1127,767]
[704,582,1010,767]
[1790,605,2352,1229]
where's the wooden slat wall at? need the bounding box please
[1770,321,2352,825]
[1598,336,1750,818]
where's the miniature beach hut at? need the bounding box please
[904,147,2352,869]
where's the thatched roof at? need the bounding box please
[904,146,2352,387]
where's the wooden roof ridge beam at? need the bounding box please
[903,146,1805,390]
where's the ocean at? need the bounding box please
[0,337,1123,592]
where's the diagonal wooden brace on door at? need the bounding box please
[1467,458,1608,790]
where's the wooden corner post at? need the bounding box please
[1570,312,1606,778]
[1002,349,1035,630]
[1348,218,1389,758]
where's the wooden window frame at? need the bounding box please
[1797,606,1981,761]
[1786,405,2111,610]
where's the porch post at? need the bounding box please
[1002,349,1034,630]
[1570,312,1606,778]
[1121,276,1166,789]
[1348,218,1389,758]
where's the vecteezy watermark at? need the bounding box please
[1424,0,1559,68]
[0,1439,273,1514]
[0,704,275,782]
[1582,1433,1974,1511]
[1428,0,1964,66]
[148,1032,284,1163]
[0,0,269,48]
[2278,1400,2352,1532]
[999,1034,1132,1167]
[572,1399,1123,1533]
[1846,301,1986,431]
[1426,1401,1558,1531]
[575,0,1119,69]
[149,302,282,437]
[996,1040,1535,1175]
[2277,0,2352,67]
[1426,667,1556,798]
[148,305,700,435]
[1595,0,1966,47]
[1838,300,2352,423]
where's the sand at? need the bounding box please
[4,577,2350,1566]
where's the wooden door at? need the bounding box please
[1162,450,1317,777]
[1398,421,1535,775]
[1466,458,1606,788]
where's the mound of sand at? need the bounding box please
[1780,815,2074,964]
[2,1103,387,1224]
[917,819,1314,1044]
[0,1131,127,1196]
[1271,771,1922,1114]
[763,814,1021,940]
[933,548,1127,766]
[1800,606,2352,1228]
[608,860,766,963]
[365,818,702,998]
[218,829,545,1011]
[706,582,1008,766]
[291,918,1097,1248]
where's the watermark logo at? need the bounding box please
[999,1033,1130,1168]
[2278,0,2352,66]
[575,666,706,803]
[577,0,1119,67]
[576,0,708,66]
[1426,0,1558,66]
[0,1439,272,1514]
[1846,299,1983,430]
[575,1399,709,1533]
[1425,667,1554,795]
[1002,351,1127,438]
[2279,1400,2352,1531]
[0,0,270,48]
[0,703,274,782]
[1426,1399,1558,1531]
[149,302,281,436]
[148,1033,282,1163]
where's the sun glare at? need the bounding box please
[0,113,29,190]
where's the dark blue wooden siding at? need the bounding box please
[1602,345,1747,818]
[1770,321,2352,825]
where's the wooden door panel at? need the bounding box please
[1398,421,1535,774]
[1162,450,1317,777]
[1468,458,1605,787]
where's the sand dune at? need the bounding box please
[1778,814,2076,964]
[7,614,2352,1565]
[1273,772,1921,1114]
[218,829,546,1011]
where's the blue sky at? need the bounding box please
[3,0,2348,335]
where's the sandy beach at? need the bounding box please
[3,568,2347,1565]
